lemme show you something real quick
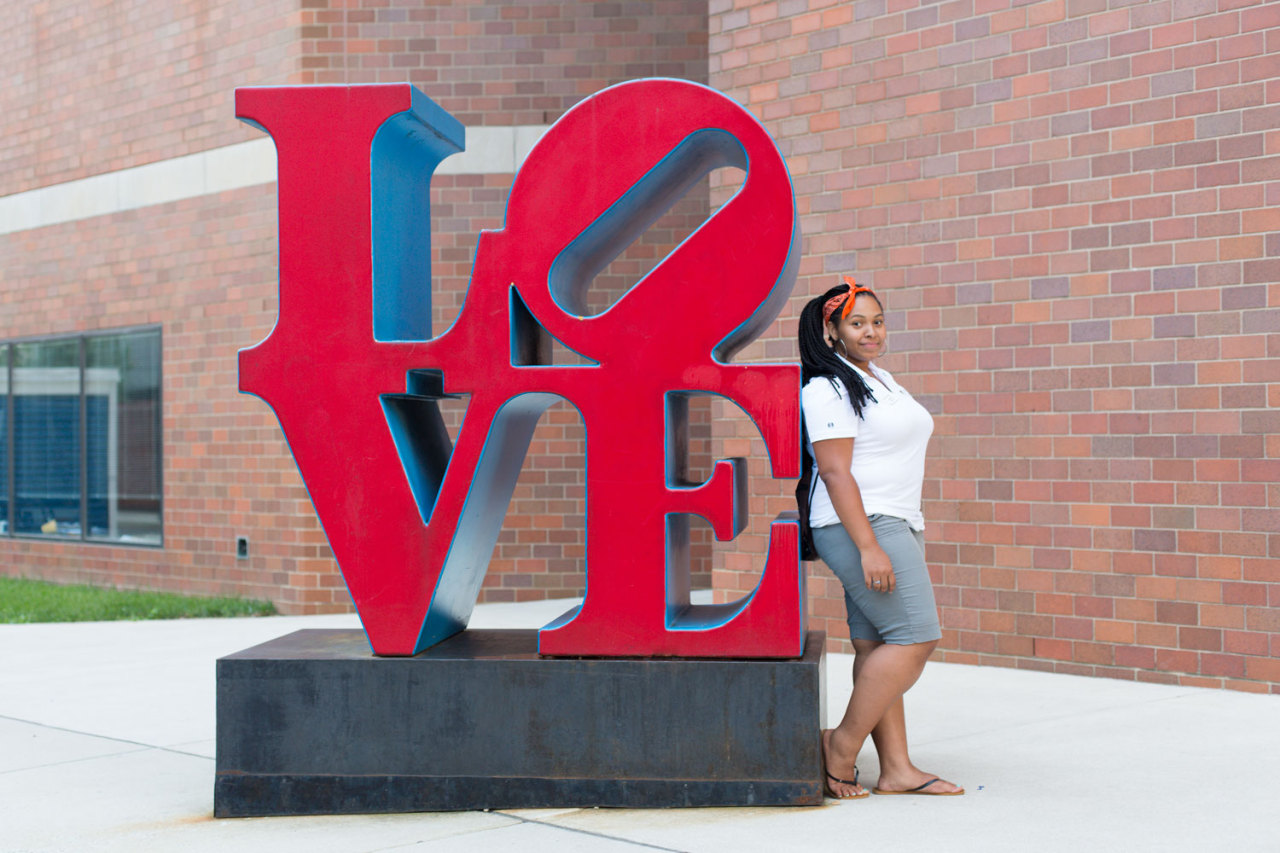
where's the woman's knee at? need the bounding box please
[851,638,883,658]
[914,638,940,661]
[901,638,938,665]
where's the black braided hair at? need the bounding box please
[794,281,884,559]
[797,282,881,420]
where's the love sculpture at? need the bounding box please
[236,80,805,659]
[217,80,822,816]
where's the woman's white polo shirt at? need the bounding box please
[801,360,934,530]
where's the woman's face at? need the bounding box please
[826,293,885,369]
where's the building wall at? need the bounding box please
[3,0,1277,693]
[1,0,301,196]
[0,0,712,609]
[708,0,1280,692]
[0,0,313,603]
[295,0,709,123]
[0,186,323,603]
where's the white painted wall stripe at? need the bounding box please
[0,139,277,236]
[436,125,548,176]
[0,125,548,236]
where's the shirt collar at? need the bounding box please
[836,352,879,380]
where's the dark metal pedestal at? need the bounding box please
[215,628,826,816]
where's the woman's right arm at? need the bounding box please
[811,436,897,593]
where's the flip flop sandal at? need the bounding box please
[821,730,870,800]
[873,778,965,796]
[826,767,871,800]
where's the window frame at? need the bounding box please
[2,324,163,548]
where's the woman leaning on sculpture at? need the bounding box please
[797,277,963,800]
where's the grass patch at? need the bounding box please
[0,577,278,623]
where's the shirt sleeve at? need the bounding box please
[802,377,860,442]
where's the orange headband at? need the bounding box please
[823,276,875,324]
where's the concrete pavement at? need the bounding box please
[1,597,1277,852]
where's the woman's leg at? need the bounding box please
[813,519,960,796]
[853,640,906,764]
[850,639,962,794]
[824,638,936,796]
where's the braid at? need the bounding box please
[794,281,881,559]
[798,283,876,419]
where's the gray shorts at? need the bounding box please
[812,514,943,645]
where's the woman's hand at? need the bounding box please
[859,542,895,593]
[810,436,897,594]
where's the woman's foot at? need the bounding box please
[821,729,868,799]
[872,768,963,796]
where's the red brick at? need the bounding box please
[1200,654,1246,678]
[1155,648,1199,674]
[1116,645,1157,669]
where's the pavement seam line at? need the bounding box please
[0,745,154,776]
[2,707,701,851]
[0,712,213,761]
[500,813,691,852]
[362,814,524,853]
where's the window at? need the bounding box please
[3,328,161,545]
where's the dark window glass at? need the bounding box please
[13,339,82,537]
[85,332,162,544]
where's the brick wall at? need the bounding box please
[1,0,713,609]
[0,0,300,196]
[709,0,1280,692]
[296,0,709,124]
[0,186,345,608]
